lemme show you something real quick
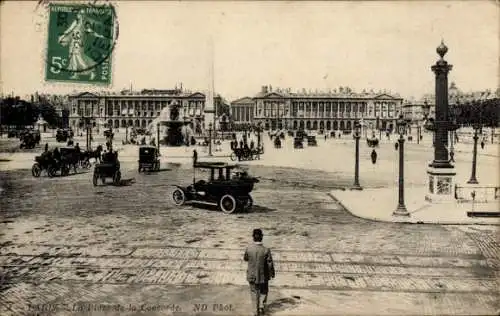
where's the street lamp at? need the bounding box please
[80,116,94,150]
[467,100,482,184]
[393,115,410,217]
[208,122,213,156]
[157,122,160,153]
[352,120,362,190]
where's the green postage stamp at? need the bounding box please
[45,3,118,85]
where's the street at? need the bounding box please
[0,157,499,315]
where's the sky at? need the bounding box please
[1,1,498,102]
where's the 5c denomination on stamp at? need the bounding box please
[45,2,118,85]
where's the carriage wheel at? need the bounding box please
[32,163,42,178]
[113,171,121,185]
[219,194,237,214]
[61,165,70,177]
[172,188,186,206]
[230,152,237,161]
[92,173,99,186]
[47,166,57,178]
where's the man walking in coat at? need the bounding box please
[244,229,275,316]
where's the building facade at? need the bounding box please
[230,97,255,126]
[403,82,497,127]
[253,86,404,132]
[68,89,226,131]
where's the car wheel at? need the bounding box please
[172,188,186,206]
[219,194,237,214]
[230,152,237,161]
[32,163,41,177]
[92,173,99,186]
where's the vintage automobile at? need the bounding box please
[32,149,71,177]
[20,133,37,149]
[294,137,304,149]
[56,129,69,142]
[307,136,318,146]
[172,162,259,214]
[138,145,160,172]
[92,151,121,186]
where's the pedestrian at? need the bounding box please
[244,229,275,316]
[44,143,48,152]
[481,140,485,149]
[192,149,198,166]
[394,142,399,151]
[371,149,377,164]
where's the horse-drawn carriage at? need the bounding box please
[172,162,259,214]
[138,146,160,172]
[230,146,263,161]
[366,137,379,147]
[92,151,121,186]
[294,137,304,149]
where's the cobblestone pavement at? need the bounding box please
[0,163,499,315]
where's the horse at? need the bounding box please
[80,145,103,167]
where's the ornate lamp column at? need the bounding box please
[426,41,456,202]
[393,115,409,216]
[467,122,480,184]
[352,120,362,190]
[157,122,160,153]
[208,122,213,156]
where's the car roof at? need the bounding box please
[194,162,238,169]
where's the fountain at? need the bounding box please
[148,100,195,146]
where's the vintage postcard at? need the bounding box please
[0,1,499,316]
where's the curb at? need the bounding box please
[327,191,500,226]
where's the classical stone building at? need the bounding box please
[68,88,226,131]
[253,86,404,132]
[230,97,255,126]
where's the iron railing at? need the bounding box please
[455,184,499,203]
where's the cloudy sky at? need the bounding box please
[1,1,498,101]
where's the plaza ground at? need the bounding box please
[0,130,499,315]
